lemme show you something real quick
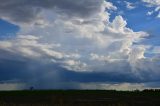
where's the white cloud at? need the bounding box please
[155,6,160,11]
[147,11,154,15]
[142,0,160,18]
[124,1,136,10]
[104,1,117,10]
[142,0,160,6]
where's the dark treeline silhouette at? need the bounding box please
[0,89,160,106]
[142,89,160,92]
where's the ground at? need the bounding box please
[0,90,160,106]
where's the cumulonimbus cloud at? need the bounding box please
[0,0,159,90]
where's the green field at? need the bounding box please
[0,90,160,106]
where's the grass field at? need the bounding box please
[0,90,160,106]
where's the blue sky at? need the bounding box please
[110,0,160,46]
[0,19,19,39]
[0,0,160,90]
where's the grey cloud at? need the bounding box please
[0,47,159,90]
[0,36,159,90]
[0,0,106,23]
[0,51,139,89]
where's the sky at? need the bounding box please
[0,0,160,91]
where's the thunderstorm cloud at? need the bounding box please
[0,0,159,90]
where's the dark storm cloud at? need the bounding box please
[0,0,104,23]
[0,48,159,89]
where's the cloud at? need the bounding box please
[142,0,160,18]
[152,46,160,53]
[0,83,25,91]
[79,83,145,91]
[142,0,160,6]
[157,12,160,18]
[147,11,154,15]
[124,1,136,10]
[0,0,159,90]
[0,0,116,24]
